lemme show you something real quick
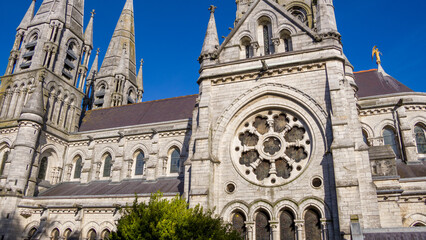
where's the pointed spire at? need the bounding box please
[87,48,100,80]
[200,6,219,57]
[50,0,68,23]
[17,0,36,31]
[137,59,144,92]
[98,0,136,83]
[84,10,95,48]
[20,72,45,125]
[317,0,338,34]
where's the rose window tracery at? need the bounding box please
[232,110,311,186]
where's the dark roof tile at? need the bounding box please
[38,178,183,197]
[354,69,413,98]
[79,95,197,132]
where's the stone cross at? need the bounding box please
[208,5,217,14]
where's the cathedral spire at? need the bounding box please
[317,0,338,34]
[50,0,68,23]
[87,48,100,81]
[137,59,144,93]
[199,5,219,64]
[17,0,36,31]
[98,0,136,84]
[84,10,95,48]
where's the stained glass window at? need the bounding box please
[103,154,112,177]
[170,148,180,173]
[51,228,59,240]
[74,156,82,179]
[232,212,247,239]
[256,211,271,240]
[280,210,295,240]
[63,229,72,240]
[304,209,321,240]
[135,151,145,176]
[101,229,111,240]
[263,25,270,55]
[88,229,96,240]
[38,157,48,180]
[383,127,400,158]
[0,151,8,175]
[414,125,426,154]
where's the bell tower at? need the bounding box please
[0,0,94,133]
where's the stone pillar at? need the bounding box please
[0,91,12,118]
[270,221,279,240]
[396,106,420,164]
[295,220,304,240]
[321,219,328,240]
[245,221,255,240]
[14,88,28,119]
[7,88,19,118]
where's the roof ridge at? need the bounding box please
[87,94,198,113]
[354,69,378,74]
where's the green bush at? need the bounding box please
[110,192,243,240]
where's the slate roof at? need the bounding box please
[397,160,426,179]
[364,232,426,240]
[354,69,413,98]
[38,178,183,197]
[79,95,197,132]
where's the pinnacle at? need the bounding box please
[17,0,36,30]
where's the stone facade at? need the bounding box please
[0,0,425,240]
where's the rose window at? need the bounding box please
[231,110,311,186]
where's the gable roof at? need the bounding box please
[354,69,413,98]
[79,95,197,132]
[37,178,183,198]
[217,0,320,56]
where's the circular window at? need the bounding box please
[312,177,322,188]
[226,183,236,193]
[231,110,311,186]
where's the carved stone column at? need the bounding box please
[295,220,304,240]
[321,219,328,240]
[245,221,255,240]
[270,221,279,240]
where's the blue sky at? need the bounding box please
[0,0,425,102]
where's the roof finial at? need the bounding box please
[91,9,96,17]
[140,59,144,66]
[208,5,217,14]
[372,46,382,65]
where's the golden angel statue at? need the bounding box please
[372,46,382,65]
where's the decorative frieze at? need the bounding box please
[211,63,325,86]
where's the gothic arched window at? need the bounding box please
[21,33,38,70]
[240,37,253,59]
[169,148,180,174]
[382,127,400,158]
[280,30,293,52]
[63,41,78,81]
[38,157,48,180]
[256,210,271,240]
[27,227,37,240]
[258,16,273,56]
[103,154,112,178]
[88,229,97,240]
[362,129,370,146]
[280,209,295,240]
[51,228,60,240]
[414,124,426,154]
[304,208,321,240]
[232,211,247,238]
[101,229,111,240]
[63,228,72,240]
[0,150,9,175]
[288,6,308,26]
[135,151,145,176]
[73,156,83,179]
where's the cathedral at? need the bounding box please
[0,0,425,239]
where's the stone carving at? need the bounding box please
[232,110,311,186]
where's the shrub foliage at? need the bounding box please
[110,192,243,240]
